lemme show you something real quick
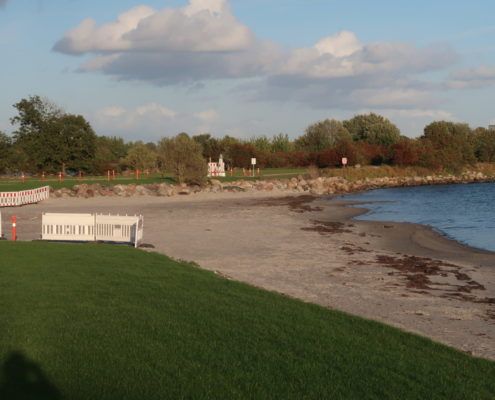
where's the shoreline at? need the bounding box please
[334,198,495,260]
[2,190,495,360]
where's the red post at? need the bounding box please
[58,172,62,183]
[107,170,110,182]
[79,170,82,180]
[21,173,25,183]
[112,170,116,180]
[11,216,17,241]
[41,172,45,181]
[135,169,140,180]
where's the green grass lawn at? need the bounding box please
[219,167,307,182]
[0,168,308,192]
[0,242,494,399]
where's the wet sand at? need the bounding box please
[1,191,494,360]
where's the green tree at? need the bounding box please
[94,136,130,173]
[193,133,224,161]
[0,132,12,174]
[50,114,97,173]
[420,121,476,172]
[158,133,207,184]
[344,113,401,146]
[11,96,97,173]
[220,135,242,166]
[11,96,63,172]
[271,133,293,153]
[295,119,351,152]
[249,136,272,152]
[472,127,495,162]
[123,142,157,171]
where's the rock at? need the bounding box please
[136,185,153,196]
[113,184,127,196]
[157,183,170,196]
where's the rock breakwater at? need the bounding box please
[50,170,493,199]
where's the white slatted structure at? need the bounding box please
[42,213,95,242]
[42,213,144,248]
[0,186,50,207]
[95,214,143,247]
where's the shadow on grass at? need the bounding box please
[0,352,62,400]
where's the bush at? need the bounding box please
[391,139,421,166]
[355,142,388,165]
[228,143,257,168]
[158,133,207,185]
[420,121,476,172]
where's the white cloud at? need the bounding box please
[447,65,495,89]
[315,31,362,58]
[280,35,457,79]
[54,6,155,54]
[95,103,177,136]
[54,0,253,54]
[135,103,177,118]
[382,109,455,120]
[94,103,222,139]
[194,109,219,122]
[100,106,126,118]
[55,1,460,114]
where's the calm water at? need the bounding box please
[343,182,495,252]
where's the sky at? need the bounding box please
[1,0,495,142]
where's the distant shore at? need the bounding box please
[3,190,495,360]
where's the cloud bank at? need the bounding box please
[55,0,463,114]
[94,102,220,140]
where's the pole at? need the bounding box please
[11,216,16,241]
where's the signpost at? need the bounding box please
[251,158,256,177]
[342,157,348,168]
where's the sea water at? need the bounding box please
[343,182,495,252]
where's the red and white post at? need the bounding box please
[11,216,17,241]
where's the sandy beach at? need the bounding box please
[1,190,494,360]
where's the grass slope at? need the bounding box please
[0,242,493,399]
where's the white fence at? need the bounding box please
[0,186,50,207]
[42,213,144,248]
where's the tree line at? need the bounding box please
[1,96,495,181]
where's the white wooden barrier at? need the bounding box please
[42,213,144,247]
[0,186,50,207]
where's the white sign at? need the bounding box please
[342,157,348,166]
[251,158,257,165]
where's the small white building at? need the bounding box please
[208,155,226,177]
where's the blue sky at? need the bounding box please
[1,0,495,141]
